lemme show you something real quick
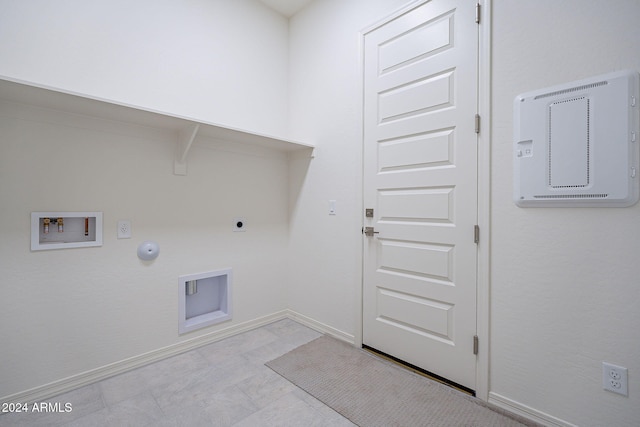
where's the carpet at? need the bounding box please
[266,336,532,427]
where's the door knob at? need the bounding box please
[363,227,379,237]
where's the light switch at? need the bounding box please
[329,200,337,215]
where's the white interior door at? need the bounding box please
[362,0,479,391]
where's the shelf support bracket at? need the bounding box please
[174,123,200,176]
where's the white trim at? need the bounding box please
[355,9,367,350]
[489,392,578,427]
[286,310,355,344]
[475,0,492,403]
[5,307,565,427]
[1,311,289,405]
[0,310,356,405]
[360,0,429,36]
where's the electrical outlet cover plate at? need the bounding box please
[603,362,628,396]
[117,220,132,239]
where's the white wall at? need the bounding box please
[490,1,640,426]
[287,0,407,338]
[0,0,291,401]
[0,0,289,136]
[0,103,290,400]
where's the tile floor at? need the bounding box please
[0,319,356,427]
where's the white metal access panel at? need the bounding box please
[363,0,479,390]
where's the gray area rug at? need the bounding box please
[266,336,530,427]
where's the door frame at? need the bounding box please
[355,0,492,401]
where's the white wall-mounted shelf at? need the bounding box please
[0,77,315,175]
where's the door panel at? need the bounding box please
[379,71,454,121]
[378,187,454,222]
[378,129,454,171]
[377,288,453,339]
[363,0,478,390]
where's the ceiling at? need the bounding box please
[257,0,314,17]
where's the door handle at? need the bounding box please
[363,227,379,237]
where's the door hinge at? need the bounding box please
[475,3,481,24]
[473,335,479,355]
[474,225,480,244]
[474,114,481,134]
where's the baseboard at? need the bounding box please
[488,392,577,427]
[284,309,355,344]
[1,311,290,405]
[4,312,569,427]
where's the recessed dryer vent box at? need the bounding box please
[178,269,232,335]
[514,70,640,207]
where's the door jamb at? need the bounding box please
[475,0,491,402]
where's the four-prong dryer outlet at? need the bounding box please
[233,217,246,232]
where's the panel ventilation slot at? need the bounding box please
[534,80,608,100]
[533,194,608,199]
[548,96,590,188]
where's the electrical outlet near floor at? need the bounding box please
[603,362,628,396]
